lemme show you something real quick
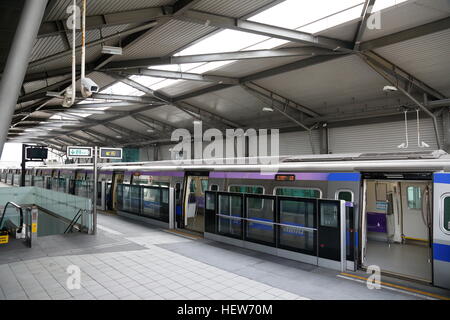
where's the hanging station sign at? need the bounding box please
[99,147,123,160]
[67,146,93,158]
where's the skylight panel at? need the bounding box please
[176,29,269,56]
[298,4,364,33]
[248,0,364,30]
[149,63,203,72]
[188,61,236,74]
[372,0,408,12]
[149,79,184,91]
[100,82,145,97]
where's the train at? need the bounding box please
[1,150,449,290]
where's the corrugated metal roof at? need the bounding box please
[210,56,307,78]
[45,0,173,21]
[117,19,216,59]
[27,45,102,74]
[329,117,444,153]
[23,75,71,94]
[318,0,450,43]
[30,35,67,62]
[183,86,274,123]
[159,80,213,97]
[192,0,276,18]
[374,28,450,95]
[253,54,390,111]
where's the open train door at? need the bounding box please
[432,173,450,289]
[182,171,209,233]
[111,171,124,211]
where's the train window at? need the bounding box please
[229,185,264,209]
[210,184,219,191]
[407,186,422,209]
[275,187,321,199]
[444,197,450,232]
[229,185,264,194]
[337,190,353,202]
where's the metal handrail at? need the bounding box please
[0,202,24,233]
[216,213,317,232]
[64,209,83,234]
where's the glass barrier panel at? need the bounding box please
[218,193,242,238]
[278,198,316,254]
[245,195,276,246]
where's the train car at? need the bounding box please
[25,150,450,289]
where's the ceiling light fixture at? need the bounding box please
[383,85,398,92]
[101,45,123,55]
[262,107,274,112]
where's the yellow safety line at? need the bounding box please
[165,229,203,240]
[340,272,450,300]
[403,236,428,242]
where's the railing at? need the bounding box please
[0,202,23,233]
[0,187,93,234]
[64,209,83,234]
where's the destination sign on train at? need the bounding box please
[67,146,93,158]
[100,148,123,160]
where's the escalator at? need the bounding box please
[0,202,31,248]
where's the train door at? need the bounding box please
[361,179,432,282]
[111,172,124,210]
[182,172,209,233]
[432,173,450,289]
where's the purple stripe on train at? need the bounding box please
[209,172,359,182]
[138,171,185,177]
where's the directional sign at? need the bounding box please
[67,146,93,158]
[99,147,123,160]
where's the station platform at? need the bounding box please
[0,211,449,300]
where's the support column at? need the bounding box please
[0,0,48,156]
[319,124,329,154]
[443,108,450,152]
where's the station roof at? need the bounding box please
[7,0,450,151]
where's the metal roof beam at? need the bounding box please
[103,47,340,70]
[107,122,156,141]
[90,93,161,104]
[173,0,202,15]
[111,74,241,128]
[176,10,353,51]
[28,21,158,69]
[359,16,450,51]
[82,129,124,145]
[38,7,167,38]
[353,0,376,51]
[121,69,239,85]
[363,51,447,100]
[244,82,321,118]
[360,53,442,150]
[132,113,178,133]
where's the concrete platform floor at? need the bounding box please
[0,211,449,300]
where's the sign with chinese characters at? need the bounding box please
[99,147,123,160]
[67,146,93,158]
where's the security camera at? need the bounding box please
[383,85,398,92]
[81,78,99,97]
